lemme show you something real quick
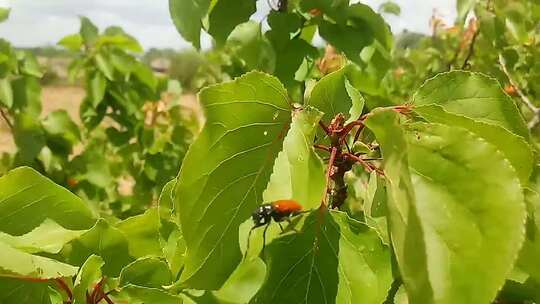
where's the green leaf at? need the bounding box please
[319,3,392,64]
[413,71,529,140]
[207,0,256,45]
[58,34,83,51]
[0,219,87,254]
[307,65,362,124]
[0,77,12,108]
[456,0,476,25]
[96,34,143,53]
[366,110,526,304]
[348,3,393,50]
[94,53,114,80]
[159,179,176,221]
[318,21,372,65]
[169,0,210,49]
[226,21,276,73]
[212,258,266,303]
[20,52,43,78]
[0,277,55,304]
[43,110,81,154]
[0,167,96,235]
[175,71,291,289]
[12,76,41,116]
[79,16,98,46]
[379,1,401,15]
[0,241,78,279]
[133,62,157,91]
[0,7,10,23]
[253,210,392,303]
[161,224,185,279]
[406,122,526,303]
[88,71,106,107]
[345,78,365,123]
[117,208,162,258]
[414,104,533,184]
[13,112,45,162]
[119,257,172,288]
[263,106,325,209]
[72,255,104,304]
[65,219,133,277]
[517,188,540,282]
[124,285,184,303]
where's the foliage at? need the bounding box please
[2,0,540,303]
[1,17,197,217]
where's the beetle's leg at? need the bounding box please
[243,226,256,261]
[262,223,270,256]
[277,222,284,232]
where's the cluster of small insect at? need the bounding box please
[246,105,413,256]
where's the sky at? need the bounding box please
[0,0,456,50]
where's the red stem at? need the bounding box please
[55,278,73,303]
[322,147,338,207]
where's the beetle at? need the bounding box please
[245,200,303,259]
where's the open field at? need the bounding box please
[0,86,200,154]
[0,85,85,153]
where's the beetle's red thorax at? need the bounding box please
[272,199,302,214]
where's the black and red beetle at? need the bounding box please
[245,200,303,258]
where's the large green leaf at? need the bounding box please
[0,241,78,279]
[367,110,526,304]
[169,0,210,49]
[65,219,133,277]
[414,104,533,184]
[174,71,291,289]
[123,285,184,304]
[413,71,529,139]
[117,207,162,258]
[263,106,325,209]
[517,188,540,282]
[0,167,96,235]
[0,277,55,304]
[406,122,525,303]
[207,0,256,45]
[363,110,432,303]
[212,258,266,303]
[0,219,87,254]
[253,210,392,303]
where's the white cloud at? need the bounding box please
[0,0,456,50]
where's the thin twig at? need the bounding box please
[322,147,337,207]
[54,278,73,303]
[0,107,13,131]
[498,54,540,129]
[461,27,479,69]
[383,278,403,304]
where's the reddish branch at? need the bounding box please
[315,105,411,209]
